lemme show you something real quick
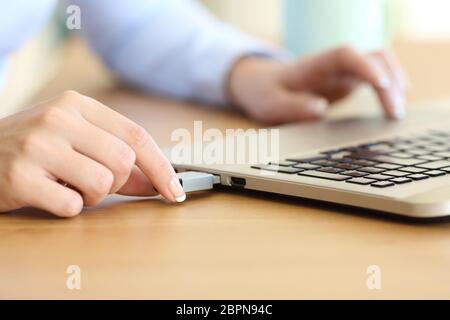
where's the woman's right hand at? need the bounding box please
[0,90,186,217]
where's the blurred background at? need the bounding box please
[2,0,450,117]
[204,0,450,44]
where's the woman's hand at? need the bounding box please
[0,91,185,217]
[228,46,408,124]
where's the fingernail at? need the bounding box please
[169,177,186,203]
[392,93,406,120]
[377,76,391,90]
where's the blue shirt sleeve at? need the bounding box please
[68,0,284,106]
[0,0,55,58]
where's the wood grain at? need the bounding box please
[1,38,450,299]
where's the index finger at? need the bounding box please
[67,92,185,203]
[327,47,403,119]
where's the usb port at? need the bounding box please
[230,177,246,188]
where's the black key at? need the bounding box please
[270,160,298,167]
[286,155,328,163]
[417,155,444,161]
[352,160,377,167]
[342,171,369,177]
[389,152,414,159]
[346,178,377,185]
[400,166,427,174]
[408,149,431,156]
[375,163,402,170]
[336,157,355,163]
[348,150,385,159]
[366,174,393,181]
[424,170,446,177]
[390,177,413,184]
[372,156,427,166]
[407,174,430,181]
[411,134,433,141]
[335,163,361,170]
[371,181,395,188]
[252,165,278,172]
[276,167,304,174]
[318,167,345,174]
[294,163,321,170]
[434,152,450,158]
[398,138,414,143]
[359,167,386,174]
[417,160,450,170]
[367,144,397,153]
[393,144,417,151]
[423,145,449,152]
[311,160,337,167]
[298,171,351,181]
[429,130,450,137]
[383,170,410,177]
[251,165,303,174]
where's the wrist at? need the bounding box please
[226,56,280,108]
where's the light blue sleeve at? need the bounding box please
[0,0,55,88]
[69,0,283,105]
[0,0,55,57]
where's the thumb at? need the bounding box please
[275,92,329,123]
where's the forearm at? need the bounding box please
[68,0,284,106]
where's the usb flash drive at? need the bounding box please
[177,171,221,193]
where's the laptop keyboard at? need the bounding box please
[251,130,450,188]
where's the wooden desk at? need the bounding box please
[1,39,450,299]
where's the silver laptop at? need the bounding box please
[170,98,450,219]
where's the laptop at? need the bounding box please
[169,95,450,219]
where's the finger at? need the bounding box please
[329,47,403,120]
[117,167,159,196]
[330,47,391,89]
[368,55,405,120]
[371,50,409,91]
[323,76,361,103]
[68,116,136,194]
[22,170,84,218]
[68,93,185,203]
[282,47,396,117]
[272,91,329,124]
[42,144,114,206]
[284,48,390,90]
[282,57,361,103]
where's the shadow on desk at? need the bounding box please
[7,185,450,226]
[213,186,450,225]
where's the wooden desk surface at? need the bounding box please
[1,39,450,299]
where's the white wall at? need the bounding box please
[398,0,450,39]
[202,0,281,41]
[203,0,450,41]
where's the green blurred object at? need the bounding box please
[283,0,392,56]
